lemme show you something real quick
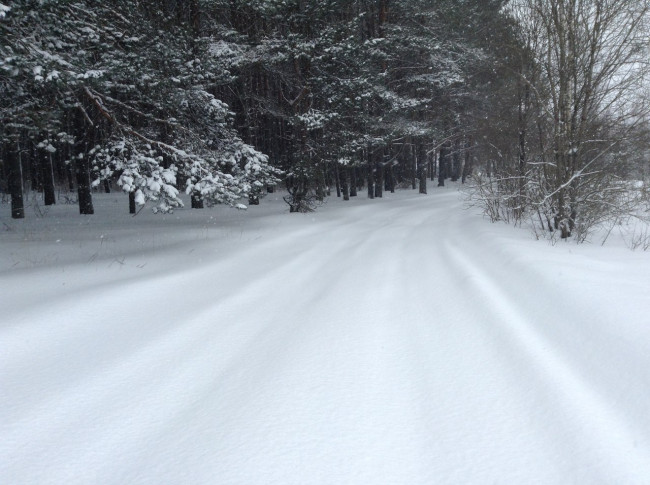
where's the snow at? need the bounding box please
[134,189,145,206]
[1,188,650,484]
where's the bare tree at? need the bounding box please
[517,0,650,238]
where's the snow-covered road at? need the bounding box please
[2,190,650,484]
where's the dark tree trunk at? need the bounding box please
[42,152,57,205]
[189,0,201,35]
[30,143,42,194]
[191,193,204,209]
[384,147,392,192]
[450,138,461,181]
[334,163,342,197]
[316,164,326,202]
[129,191,136,214]
[75,155,94,215]
[461,138,473,184]
[410,142,417,189]
[374,150,383,198]
[67,164,75,191]
[7,141,25,219]
[103,179,111,194]
[325,163,332,197]
[63,118,75,191]
[366,148,374,199]
[418,144,427,194]
[438,141,451,187]
[74,109,94,215]
[342,167,350,201]
[350,168,357,196]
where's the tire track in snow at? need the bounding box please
[5,205,413,484]
[4,190,649,484]
[112,225,402,483]
[382,197,564,483]
[198,195,565,484]
[194,197,551,484]
[442,240,650,482]
[1,212,365,415]
[131,201,454,484]
[1,229,368,484]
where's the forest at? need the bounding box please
[1,0,649,241]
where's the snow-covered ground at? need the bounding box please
[2,188,650,484]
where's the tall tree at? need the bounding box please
[514,0,650,238]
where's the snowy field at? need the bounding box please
[2,187,650,484]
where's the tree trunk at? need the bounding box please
[29,143,42,194]
[316,164,326,202]
[374,150,383,198]
[334,163,342,197]
[191,193,204,209]
[350,168,358,196]
[438,141,450,187]
[461,138,473,184]
[66,163,75,191]
[7,141,25,219]
[189,0,200,35]
[410,142,417,189]
[516,79,529,215]
[75,155,94,215]
[418,144,427,194]
[43,152,57,205]
[74,108,94,215]
[129,191,137,214]
[342,168,350,201]
[325,163,332,197]
[451,138,461,181]
[366,148,374,199]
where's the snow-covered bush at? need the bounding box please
[91,139,183,213]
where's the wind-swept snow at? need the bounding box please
[1,189,650,484]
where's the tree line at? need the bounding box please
[2,0,648,241]
[473,0,650,240]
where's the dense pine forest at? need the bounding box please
[1,0,649,240]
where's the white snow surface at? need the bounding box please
[1,189,650,484]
